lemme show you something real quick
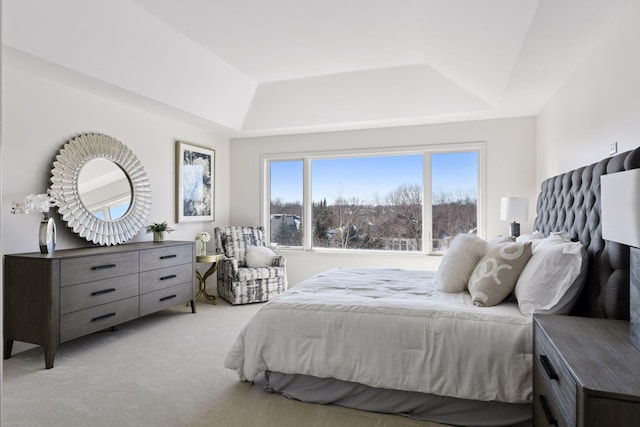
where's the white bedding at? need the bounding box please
[225,268,533,404]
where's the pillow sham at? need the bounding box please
[434,234,487,293]
[468,242,532,307]
[245,245,276,268]
[487,235,515,247]
[516,231,543,243]
[515,238,587,315]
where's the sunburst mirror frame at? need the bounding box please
[50,133,152,245]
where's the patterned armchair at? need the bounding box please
[214,226,288,305]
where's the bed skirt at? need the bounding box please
[259,371,532,427]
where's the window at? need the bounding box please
[87,197,131,221]
[269,160,303,246]
[431,152,478,251]
[265,144,483,253]
[312,155,422,250]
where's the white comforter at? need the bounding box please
[225,268,533,404]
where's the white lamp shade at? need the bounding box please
[500,197,529,222]
[601,169,640,247]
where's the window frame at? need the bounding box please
[261,142,486,255]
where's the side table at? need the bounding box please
[195,254,220,304]
[533,314,640,426]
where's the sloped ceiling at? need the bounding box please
[2,0,629,137]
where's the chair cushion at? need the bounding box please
[246,245,276,267]
[237,266,286,282]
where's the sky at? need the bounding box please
[270,151,478,204]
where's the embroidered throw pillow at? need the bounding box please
[434,234,487,293]
[468,242,532,307]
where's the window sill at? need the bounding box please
[271,246,444,257]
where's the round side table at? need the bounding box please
[195,254,220,304]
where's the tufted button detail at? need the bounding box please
[533,147,640,320]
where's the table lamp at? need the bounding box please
[601,169,640,350]
[500,196,529,237]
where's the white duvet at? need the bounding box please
[225,268,533,404]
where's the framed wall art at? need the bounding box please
[176,141,215,222]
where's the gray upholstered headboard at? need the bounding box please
[533,147,640,320]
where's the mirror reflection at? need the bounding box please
[78,159,132,221]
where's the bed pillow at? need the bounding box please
[514,238,587,315]
[434,234,487,293]
[516,231,544,243]
[487,235,515,247]
[245,245,276,267]
[468,242,532,307]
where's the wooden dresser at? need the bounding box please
[533,314,640,426]
[4,241,196,369]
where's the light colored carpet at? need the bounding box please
[2,296,448,427]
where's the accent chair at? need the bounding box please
[214,226,288,305]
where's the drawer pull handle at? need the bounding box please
[91,313,116,322]
[92,264,116,270]
[160,294,177,302]
[91,288,116,296]
[160,255,177,260]
[539,394,558,426]
[540,354,559,380]
[160,274,177,281]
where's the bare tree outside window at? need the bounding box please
[270,160,303,246]
[431,152,478,251]
[268,150,479,252]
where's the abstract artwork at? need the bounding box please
[176,141,214,222]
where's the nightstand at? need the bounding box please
[533,314,640,426]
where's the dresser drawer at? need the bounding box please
[60,297,139,342]
[139,282,193,316]
[139,263,193,294]
[60,252,139,286]
[534,363,570,427]
[60,274,139,315]
[139,244,193,272]
[535,326,576,427]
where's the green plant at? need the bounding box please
[146,221,174,234]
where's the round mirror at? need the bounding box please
[78,159,132,221]
[50,133,152,245]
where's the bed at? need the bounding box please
[225,147,640,426]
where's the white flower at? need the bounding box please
[11,192,56,215]
[10,200,30,215]
[195,231,211,242]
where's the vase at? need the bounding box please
[39,216,56,254]
[198,240,207,256]
[153,231,164,242]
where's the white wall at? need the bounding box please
[1,68,231,256]
[230,117,537,285]
[537,0,640,182]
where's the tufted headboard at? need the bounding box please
[533,147,640,320]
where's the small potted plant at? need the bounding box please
[146,221,174,242]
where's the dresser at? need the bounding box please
[4,241,196,369]
[533,314,640,426]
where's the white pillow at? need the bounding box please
[546,231,572,242]
[514,238,587,315]
[487,235,515,247]
[516,231,544,243]
[245,245,276,267]
[434,234,487,293]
